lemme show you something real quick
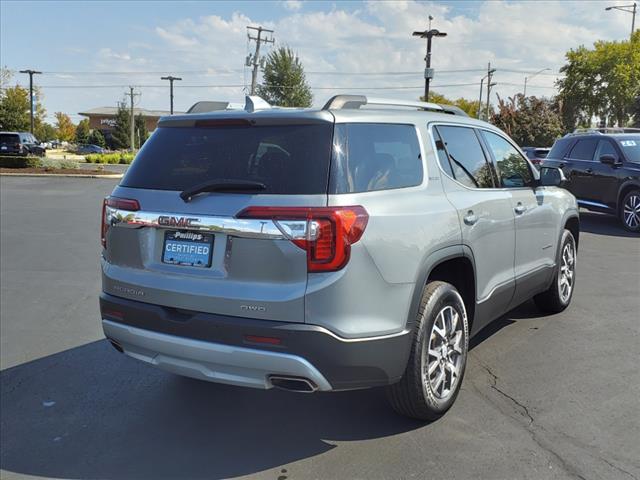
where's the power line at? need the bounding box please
[21,82,483,90]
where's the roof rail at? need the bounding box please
[567,127,640,136]
[321,95,468,116]
[186,96,271,114]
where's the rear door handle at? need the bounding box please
[464,211,478,225]
[514,203,527,215]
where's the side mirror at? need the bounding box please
[539,166,568,188]
[599,154,620,166]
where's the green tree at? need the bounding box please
[88,129,106,148]
[134,114,148,148]
[0,85,30,131]
[75,119,90,144]
[111,101,131,150]
[630,95,640,128]
[54,112,75,142]
[256,46,312,107]
[420,91,481,118]
[557,31,640,129]
[35,122,57,142]
[491,94,563,146]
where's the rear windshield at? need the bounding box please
[617,136,640,163]
[0,134,19,144]
[121,124,333,194]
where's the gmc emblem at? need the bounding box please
[158,216,199,228]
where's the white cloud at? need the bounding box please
[282,0,303,11]
[24,1,636,122]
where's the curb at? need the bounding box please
[0,173,123,179]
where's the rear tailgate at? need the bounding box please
[102,113,334,323]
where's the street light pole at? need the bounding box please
[19,69,42,134]
[523,68,550,97]
[413,20,447,102]
[605,3,637,39]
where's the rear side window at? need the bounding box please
[330,123,422,193]
[567,139,598,160]
[548,138,572,159]
[121,124,333,194]
[482,130,534,188]
[434,125,495,188]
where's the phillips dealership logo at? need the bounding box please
[158,216,199,228]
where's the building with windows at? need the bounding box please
[78,107,180,138]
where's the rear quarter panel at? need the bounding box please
[305,124,461,338]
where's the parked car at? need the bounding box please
[522,146,550,169]
[99,95,579,420]
[0,131,46,156]
[543,129,640,232]
[76,144,105,155]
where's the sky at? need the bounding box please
[0,0,636,124]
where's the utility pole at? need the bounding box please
[478,77,485,120]
[126,87,139,150]
[160,76,182,114]
[413,17,447,102]
[485,63,496,121]
[246,26,275,95]
[19,69,42,134]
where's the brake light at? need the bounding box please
[101,196,140,248]
[237,206,368,272]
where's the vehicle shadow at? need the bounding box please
[579,210,640,238]
[0,340,423,480]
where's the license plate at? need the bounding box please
[162,231,213,268]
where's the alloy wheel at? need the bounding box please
[623,193,640,230]
[558,240,575,303]
[423,305,464,400]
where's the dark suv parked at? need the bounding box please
[0,131,46,157]
[543,131,640,232]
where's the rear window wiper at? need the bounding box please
[180,179,267,202]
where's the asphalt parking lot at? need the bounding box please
[1,177,639,480]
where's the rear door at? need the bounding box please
[592,139,623,209]
[563,138,599,203]
[102,116,334,323]
[432,124,516,331]
[480,129,558,305]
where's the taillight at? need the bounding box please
[101,196,140,248]
[237,206,368,272]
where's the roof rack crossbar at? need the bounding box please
[322,95,469,116]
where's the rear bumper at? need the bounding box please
[100,293,412,391]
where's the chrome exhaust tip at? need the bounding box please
[269,375,318,393]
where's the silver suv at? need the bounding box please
[100,95,579,420]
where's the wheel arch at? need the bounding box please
[617,182,640,212]
[564,215,580,250]
[406,246,477,333]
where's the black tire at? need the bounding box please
[534,229,576,313]
[619,190,640,233]
[386,281,469,421]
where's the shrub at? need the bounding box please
[0,156,42,168]
[85,152,135,164]
[40,158,79,170]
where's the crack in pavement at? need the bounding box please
[481,363,535,426]
[468,356,638,480]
